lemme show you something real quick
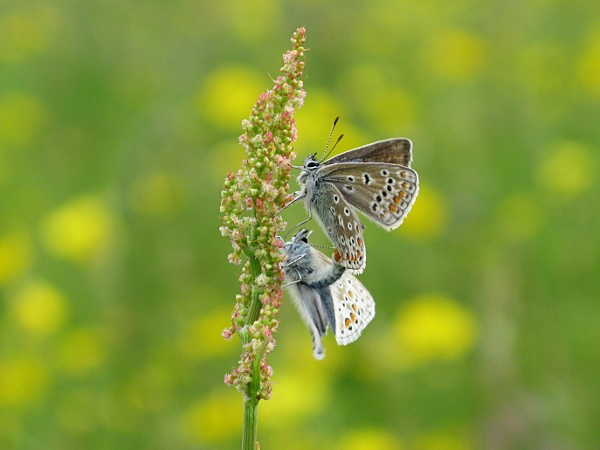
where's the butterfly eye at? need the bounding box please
[305,160,319,169]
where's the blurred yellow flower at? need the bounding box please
[337,64,417,134]
[425,29,487,81]
[295,89,354,153]
[394,294,477,367]
[210,140,246,178]
[179,307,233,360]
[0,92,45,146]
[399,184,447,240]
[414,430,471,450]
[10,279,67,336]
[198,65,266,131]
[0,6,60,64]
[57,328,106,375]
[40,194,114,264]
[537,141,597,197]
[336,428,403,450]
[495,193,543,241]
[0,230,32,285]
[576,30,600,96]
[0,357,50,407]
[181,391,242,444]
[261,367,330,428]
[129,172,185,216]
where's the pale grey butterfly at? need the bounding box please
[282,229,376,360]
[290,118,419,274]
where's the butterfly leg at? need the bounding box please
[281,267,303,288]
[281,253,306,269]
[277,191,305,214]
[283,203,314,239]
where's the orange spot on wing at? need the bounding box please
[393,195,400,204]
[389,204,397,213]
[333,249,342,262]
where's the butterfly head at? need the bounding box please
[285,228,313,255]
[297,153,321,184]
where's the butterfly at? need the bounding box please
[291,125,419,274]
[283,229,376,360]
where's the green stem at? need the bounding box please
[242,227,263,328]
[242,337,271,450]
[242,395,259,450]
[240,226,271,449]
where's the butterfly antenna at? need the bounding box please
[319,116,340,161]
[310,242,335,250]
[322,133,344,161]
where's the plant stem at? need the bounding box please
[242,395,259,450]
[242,335,271,449]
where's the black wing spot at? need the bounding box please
[363,173,371,184]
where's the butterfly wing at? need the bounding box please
[286,283,329,360]
[307,181,367,274]
[331,272,375,345]
[325,138,413,167]
[321,162,419,230]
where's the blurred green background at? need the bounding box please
[1,0,599,449]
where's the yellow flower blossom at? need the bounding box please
[0,230,32,285]
[394,294,477,367]
[576,29,600,96]
[337,428,403,450]
[0,357,50,407]
[0,93,45,146]
[414,430,471,450]
[295,89,354,152]
[399,184,447,240]
[57,328,106,375]
[129,172,185,216]
[10,279,67,336]
[0,6,60,64]
[40,194,114,264]
[338,64,417,134]
[197,65,266,131]
[537,141,597,197]
[181,391,242,444]
[425,29,487,81]
[179,307,233,360]
[261,367,330,427]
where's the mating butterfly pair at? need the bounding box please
[282,128,419,359]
